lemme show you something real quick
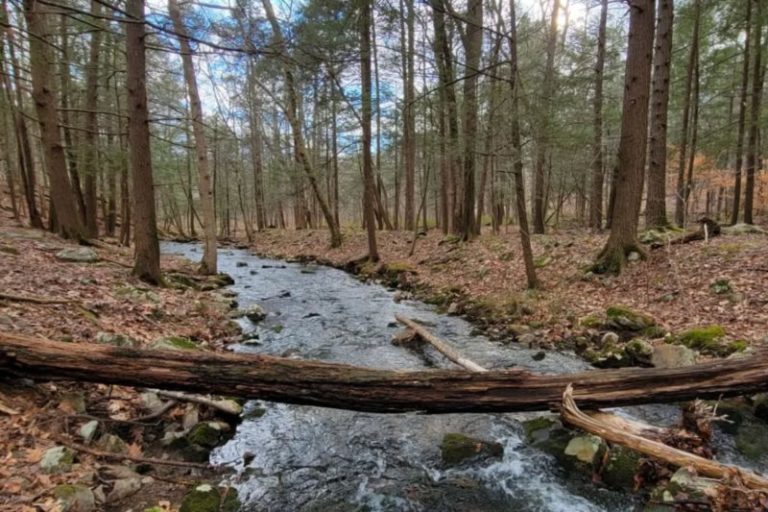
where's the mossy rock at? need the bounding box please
[735,422,768,461]
[721,223,766,235]
[168,436,211,463]
[533,255,552,268]
[440,433,503,467]
[95,332,138,348]
[564,435,605,466]
[674,325,727,355]
[522,416,556,443]
[180,484,240,512]
[605,306,656,332]
[53,484,95,512]
[114,285,160,304]
[579,315,602,329]
[151,336,199,351]
[625,339,653,366]
[187,422,224,449]
[601,446,642,490]
[96,433,127,454]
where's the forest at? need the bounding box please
[0,0,767,510]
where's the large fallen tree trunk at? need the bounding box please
[2,332,768,414]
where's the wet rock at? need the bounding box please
[601,446,642,490]
[447,302,461,315]
[600,332,619,347]
[649,467,718,508]
[95,332,138,348]
[735,422,768,461]
[522,416,556,443]
[393,291,413,303]
[41,446,75,474]
[236,261,248,268]
[96,434,127,454]
[651,344,696,369]
[439,433,503,466]
[187,421,226,449]
[564,435,604,466]
[303,312,320,319]
[391,329,418,346]
[532,351,546,361]
[180,484,240,512]
[79,420,99,444]
[53,484,96,511]
[517,333,537,346]
[244,304,267,323]
[56,247,99,263]
[752,394,768,423]
[151,336,199,351]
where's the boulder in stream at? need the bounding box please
[179,484,240,512]
[440,433,503,466]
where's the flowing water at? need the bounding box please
[161,243,760,512]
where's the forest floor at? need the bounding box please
[249,223,768,350]
[0,212,243,511]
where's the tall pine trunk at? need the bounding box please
[589,0,607,231]
[731,0,752,225]
[359,0,379,261]
[744,0,763,225]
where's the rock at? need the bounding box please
[660,467,719,505]
[625,339,653,366]
[735,422,768,461]
[517,333,537,346]
[393,291,413,303]
[674,325,727,355]
[532,351,546,361]
[564,435,604,465]
[753,394,768,423]
[187,422,225,449]
[40,446,75,474]
[601,446,642,490]
[180,484,240,512]
[60,392,87,414]
[391,329,418,346]
[140,392,164,413]
[55,247,99,263]
[605,306,656,332]
[79,420,99,444]
[182,408,200,431]
[447,302,461,315]
[53,484,96,512]
[651,344,696,368]
[627,251,641,262]
[600,331,620,347]
[521,416,556,443]
[106,475,142,502]
[115,285,160,304]
[150,336,198,351]
[721,223,766,235]
[244,304,267,323]
[439,433,503,467]
[96,434,127,454]
[236,261,248,267]
[95,332,138,348]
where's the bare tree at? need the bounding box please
[360,0,379,261]
[589,0,608,231]
[168,0,217,274]
[731,0,752,225]
[744,0,763,225]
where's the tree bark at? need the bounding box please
[674,0,699,227]
[168,0,217,274]
[402,0,416,231]
[645,0,673,229]
[83,0,103,238]
[3,332,768,414]
[744,0,763,225]
[731,0,752,226]
[23,0,87,241]
[359,0,379,261]
[126,0,161,283]
[589,0,607,231]
[594,0,655,274]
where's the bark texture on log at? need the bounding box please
[2,332,768,414]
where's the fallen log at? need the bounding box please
[394,315,488,372]
[561,385,768,490]
[2,332,768,414]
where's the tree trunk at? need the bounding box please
[168,0,217,273]
[23,0,87,241]
[83,0,103,238]
[359,0,379,262]
[126,0,161,283]
[509,0,539,289]
[731,0,752,226]
[744,0,763,225]
[645,0,673,229]
[674,0,699,227]
[402,0,416,231]
[3,333,768,414]
[589,0,606,232]
[459,0,483,241]
[532,0,560,234]
[594,0,655,274]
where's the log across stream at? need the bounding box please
[3,242,764,511]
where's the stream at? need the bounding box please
[162,242,762,512]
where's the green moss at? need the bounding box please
[533,255,552,268]
[53,485,78,499]
[440,433,503,466]
[728,340,748,353]
[522,417,555,443]
[180,485,240,512]
[709,279,732,295]
[579,315,602,328]
[441,234,461,245]
[675,325,726,353]
[602,446,642,490]
[152,336,198,351]
[384,261,415,273]
[735,423,768,461]
[271,324,284,334]
[187,422,222,448]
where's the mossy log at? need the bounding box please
[2,332,768,414]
